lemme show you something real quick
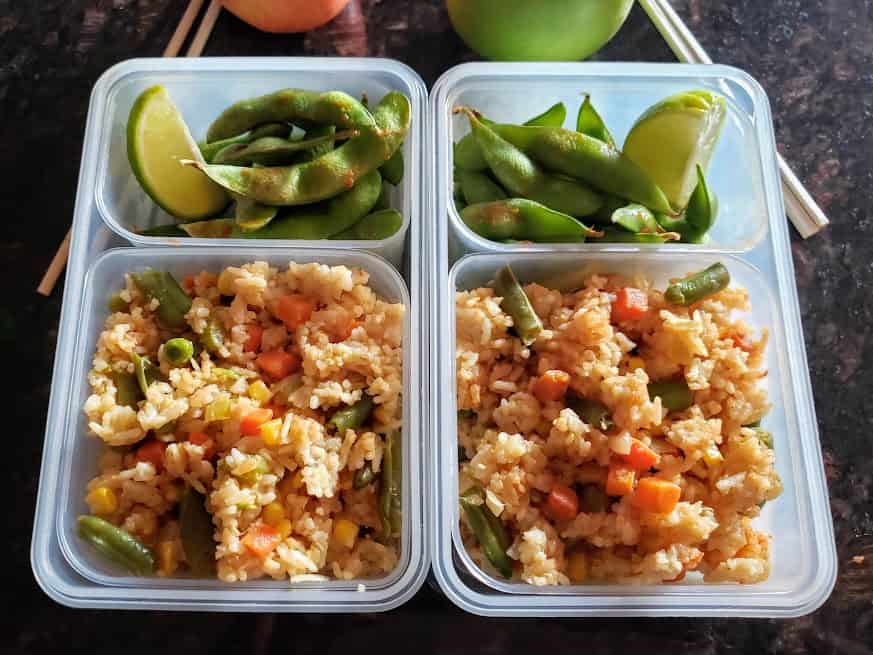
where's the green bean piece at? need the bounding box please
[179,489,216,576]
[353,462,376,489]
[380,147,404,185]
[163,337,194,366]
[201,317,225,354]
[493,265,542,346]
[214,131,357,167]
[329,394,374,433]
[238,169,382,240]
[460,198,599,243]
[206,89,375,142]
[112,371,142,408]
[456,169,507,205]
[610,203,660,234]
[198,123,289,163]
[576,94,615,147]
[131,352,164,396]
[664,263,730,306]
[459,486,513,578]
[379,430,402,538]
[597,228,680,243]
[77,515,155,576]
[300,124,336,162]
[460,108,602,217]
[330,208,403,241]
[130,270,192,329]
[566,396,613,431]
[190,92,410,206]
[579,485,609,513]
[648,379,694,412]
[108,292,129,313]
[752,427,774,449]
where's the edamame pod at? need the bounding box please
[648,379,694,411]
[300,124,336,162]
[130,270,192,328]
[234,197,279,232]
[460,199,600,243]
[598,228,680,243]
[78,515,155,576]
[374,180,391,211]
[567,396,613,431]
[213,131,356,166]
[379,430,401,538]
[163,337,194,366]
[329,394,374,433]
[664,263,730,306]
[179,489,216,576]
[459,486,513,578]
[330,208,403,241]
[576,94,615,147]
[456,169,507,205]
[493,264,542,346]
[380,148,404,185]
[655,166,717,243]
[198,122,289,163]
[610,203,660,234]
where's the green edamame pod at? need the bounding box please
[179,489,216,576]
[566,396,613,431]
[598,228,679,243]
[526,102,567,128]
[353,462,376,489]
[610,203,660,234]
[493,265,542,346]
[379,430,401,538]
[648,379,694,411]
[331,208,403,241]
[198,122,289,163]
[188,92,410,207]
[300,124,337,162]
[180,218,235,237]
[380,147,404,185]
[201,317,225,354]
[459,486,513,578]
[460,199,599,243]
[234,196,279,232]
[456,169,507,205]
[460,109,602,217]
[580,485,609,513]
[112,371,142,408]
[214,131,356,167]
[656,165,717,243]
[131,352,164,396]
[163,337,194,366]
[374,180,391,211]
[329,394,374,433]
[77,515,155,576]
[664,263,730,306]
[576,94,615,147]
[130,270,192,329]
[206,89,375,142]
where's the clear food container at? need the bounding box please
[427,63,836,617]
[93,57,427,268]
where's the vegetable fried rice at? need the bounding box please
[82,261,403,581]
[456,266,782,585]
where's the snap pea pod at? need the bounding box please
[580,485,609,513]
[198,122,289,163]
[206,89,375,142]
[456,169,507,205]
[188,92,410,207]
[163,337,194,366]
[648,379,694,411]
[610,203,661,233]
[664,263,730,306]
[77,515,155,576]
[655,166,717,243]
[353,462,376,489]
[576,94,615,147]
[379,148,404,185]
[566,396,613,431]
[493,264,542,346]
[459,486,513,578]
[300,124,336,162]
[330,208,403,241]
[454,102,567,172]
[213,131,357,166]
[179,488,216,576]
[130,270,192,329]
[459,108,602,217]
[329,394,374,433]
[460,199,600,243]
[112,371,142,408]
[379,430,401,538]
[131,352,164,395]
[201,317,225,354]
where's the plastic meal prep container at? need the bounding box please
[94,57,426,268]
[427,63,836,617]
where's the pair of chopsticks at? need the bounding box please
[637,0,829,239]
[36,0,223,296]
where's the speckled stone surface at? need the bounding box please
[4,1,871,652]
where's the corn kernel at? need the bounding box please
[627,356,646,372]
[567,551,589,583]
[157,541,178,577]
[247,380,272,405]
[333,518,359,550]
[702,444,723,467]
[262,501,286,526]
[259,418,283,447]
[86,486,118,516]
[276,518,293,539]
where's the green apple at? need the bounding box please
[447,0,635,61]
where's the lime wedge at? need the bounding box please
[622,90,726,211]
[127,85,228,220]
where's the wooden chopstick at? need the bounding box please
[37,0,222,296]
[637,0,829,238]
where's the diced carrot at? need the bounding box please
[631,477,681,514]
[731,334,753,352]
[256,349,300,380]
[187,431,215,459]
[182,274,196,295]
[622,439,660,471]
[605,462,636,496]
[332,318,363,343]
[275,294,316,330]
[135,439,167,472]
[243,323,264,353]
[240,407,274,436]
[241,524,281,557]
[532,370,571,403]
[612,287,649,322]
[545,483,579,521]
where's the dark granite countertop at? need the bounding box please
[4,1,871,652]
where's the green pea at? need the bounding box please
[163,337,194,366]
[460,198,599,243]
